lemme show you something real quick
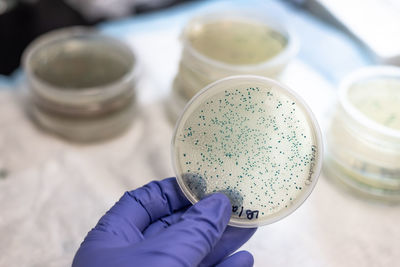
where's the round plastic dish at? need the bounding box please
[22,27,137,142]
[325,66,400,201]
[172,75,322,227]
[168,10,298,123]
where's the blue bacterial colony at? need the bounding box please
[173,82,319,225]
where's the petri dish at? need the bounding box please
[185,17,288,65]
[22,27,137,142]
[172,75,323,227]
[325,66,400,201]
[167,10,298,124]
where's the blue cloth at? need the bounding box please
[72,178,256,267]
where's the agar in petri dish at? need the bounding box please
[187,19,287,65]
[172,75,322,227]
[348,78,400,131]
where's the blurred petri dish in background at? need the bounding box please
[167,9,298,123]
[325,66,400,201]
[172,75,322,227]
[22,27,137,142]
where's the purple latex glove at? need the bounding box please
[72,178,256,267]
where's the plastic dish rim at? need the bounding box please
[22,26,137,100]
[338,65,400,140]
[180,9,299,73]
[171,75,323,228]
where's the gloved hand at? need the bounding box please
[72,177,256,267]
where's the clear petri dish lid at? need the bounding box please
[22,27,137,108]
[172,75,323,227]
[180,9,299,74]
[339,65,400,145]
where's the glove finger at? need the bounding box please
[199,226,257,267]
[215,251,254,267]
[142,209,187,238]
[129,193,231,267]
[94,178,190,243]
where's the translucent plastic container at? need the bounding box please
[168,10,298,122]
[172,75,322,227]
[325,66,400,200]
[22,27,137,142]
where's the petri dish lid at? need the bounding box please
[339,65,400,143]
[172,75,323,227]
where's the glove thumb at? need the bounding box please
[133,193,232,266]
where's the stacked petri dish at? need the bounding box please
[172,76,322,227]
[23,27,137,142]
[325,66,400,201]
[168,10,298,122]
